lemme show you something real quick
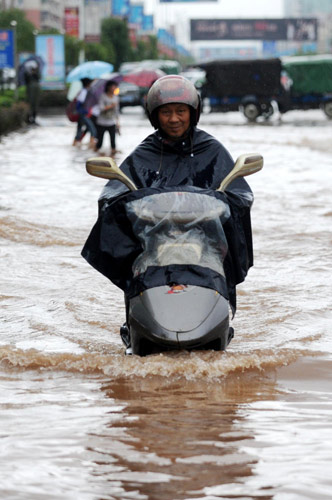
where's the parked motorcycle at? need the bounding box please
[84,153,263,356]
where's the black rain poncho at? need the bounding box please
[82,127,254,314]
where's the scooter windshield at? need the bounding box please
[126,191,230,278]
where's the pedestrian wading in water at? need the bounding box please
[73,78,98,149]
[94,80,120,157]
[24,61,41,125]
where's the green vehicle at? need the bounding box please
[280,54,332,119]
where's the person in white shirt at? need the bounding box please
[94,80,120,156]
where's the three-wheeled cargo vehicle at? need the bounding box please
[197,55,332,121]
[280,54,332,119]
[197,58,282,121]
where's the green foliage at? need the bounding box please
[0,95,13,107]
[18,86,26,100]
[146,36,159,60]
[130,36,159,62]
[101,18,131,70]
[0,88,15,98]
[0,8,35,53]
[0,101,29,136]
[0,87,27,103]
[65,35,84,68]
[0,86,67,108]
[39,89,68,107]
[85,42,111,63]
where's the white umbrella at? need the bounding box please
[67,80,82,101]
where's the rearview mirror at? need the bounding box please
[86,157,137,191]
[217,153,263,191]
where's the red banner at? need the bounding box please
[64,8,79,38]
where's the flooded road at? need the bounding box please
[1,108,332,499]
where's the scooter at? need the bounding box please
[85,153,263,356]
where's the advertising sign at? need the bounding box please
[129,4,144,27]
[112,0,130,17]
[190,18,318,41]
[157,28,176,48]
[35,35,65,90]
[0,29,14,69]
[142,15,154,32]
[64,8,80,38]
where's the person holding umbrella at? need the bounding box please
[73,78,98,148]
[23,60,41,125]
[94,80,120,157]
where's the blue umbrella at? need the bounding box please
[66,61,114,83]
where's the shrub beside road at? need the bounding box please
[0,88,68,137]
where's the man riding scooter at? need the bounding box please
[82,75,258,354]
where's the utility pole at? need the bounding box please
[79,0,85,64]
[10,19,18,100]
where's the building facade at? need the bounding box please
[284,0,332,53]
[4,0,66,32]
[284,0,332,16]
[63,0,110,42]
[1,0,111,41]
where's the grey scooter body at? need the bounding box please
[129,285,231,356]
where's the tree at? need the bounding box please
[144,35,159,60]
[65,35,84,68]
[101,18,131,70]
[84,42,112,64]
[0,8,35,53]
[130,35,159,62]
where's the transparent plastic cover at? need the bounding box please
[126,191,230,278]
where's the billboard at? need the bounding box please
[35,35,65,90]
[112,0,130,17]
[142,14,154,32]
[129,4,144,26]
[157,29,176,49]
[64,8,80,38]
[190,18,318,41]
[0,29,14,69]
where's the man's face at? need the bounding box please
[157,103,191,139]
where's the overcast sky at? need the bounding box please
[146,0,284,22]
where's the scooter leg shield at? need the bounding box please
[129,285,230,355]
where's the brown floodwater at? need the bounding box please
[1,108,331,500]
